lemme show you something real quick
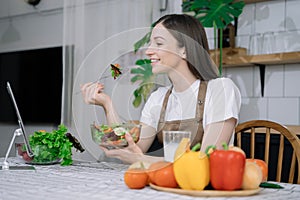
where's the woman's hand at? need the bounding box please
[100,132,144,164]
[100,131,164,164]
[81,82,120,124]
[80,82,111,107]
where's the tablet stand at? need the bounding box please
[1,128,29,170]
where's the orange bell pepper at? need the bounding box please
[208,143,246,190]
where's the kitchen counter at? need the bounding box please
[1,157,300,200]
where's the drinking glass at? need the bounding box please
[248,33,263,55]
[262,31,275,54]
[163,131,191,162]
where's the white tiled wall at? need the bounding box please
[285,64,300,96]
[286,0,300,30]
[225,0,300,125]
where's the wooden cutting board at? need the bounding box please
[149,183,261,197]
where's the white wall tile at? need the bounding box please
[237,4,255,35]
[286,0,300,30]
[196,0,296,126]
[225,66,254,97]
[255,0,285,33]
[284,64,300,96]
[264,65,284,97]
[239,97,268,123]
[268,98,299,124]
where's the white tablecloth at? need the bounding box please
[1,158,300,200]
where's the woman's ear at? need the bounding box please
[180,47,186,59]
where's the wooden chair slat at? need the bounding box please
[251,127,255,158]
[235,120,300,184]
[237,132,241,147]
[265,128,271,164]
[289,151,296,183]
[276,135,284,182]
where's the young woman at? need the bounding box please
[81,14,241,164]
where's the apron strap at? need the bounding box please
[158,87,172,124]
[147,80,208,155]
[196,81,207,120]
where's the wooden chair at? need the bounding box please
[235,120,300,184]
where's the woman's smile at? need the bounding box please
[146,23,186,74]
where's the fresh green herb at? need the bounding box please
[29,124,73,166]
[259,182,284,189]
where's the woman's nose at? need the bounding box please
[145,46,154,56]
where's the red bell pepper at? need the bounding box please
[208,143,246,190]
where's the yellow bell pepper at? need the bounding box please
[173,143,210,190]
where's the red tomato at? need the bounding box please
[148,161,178,188]
[124,168,149,189]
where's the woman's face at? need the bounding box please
[145,23,186,74]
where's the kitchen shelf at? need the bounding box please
[211,50,300,97]
[221,51,300,68]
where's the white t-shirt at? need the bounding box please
[140,78,241,131]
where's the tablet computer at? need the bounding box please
[6,82,34,157]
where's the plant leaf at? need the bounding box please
[130,75,144,83]
[130,59,155,108]
[189,0,245,28]
[130,68,145,75]
[133,94,142,107]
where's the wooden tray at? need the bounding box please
[149,183,261,197]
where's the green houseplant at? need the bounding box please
[182,0,245,75]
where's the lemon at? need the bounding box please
[174,138,191,161]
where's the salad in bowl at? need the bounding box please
[91,122,141,149]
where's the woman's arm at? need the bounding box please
[201,78,241,151]
[136,122,157,153]
[81,83,163,164]
[80,82,120,125]
[201,117,237,151]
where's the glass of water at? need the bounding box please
[163,131,191,162]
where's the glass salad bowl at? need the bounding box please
[91,122,141,149]
[16,143,61,165]
[15,125,84,166]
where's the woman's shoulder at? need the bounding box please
[207,77,241,97]
[207,77,238,89]
[147,85,171,102]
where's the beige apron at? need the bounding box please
[156,81,207,148]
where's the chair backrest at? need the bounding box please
[235,120,300,184]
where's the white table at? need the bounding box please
[1,158,300,200]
